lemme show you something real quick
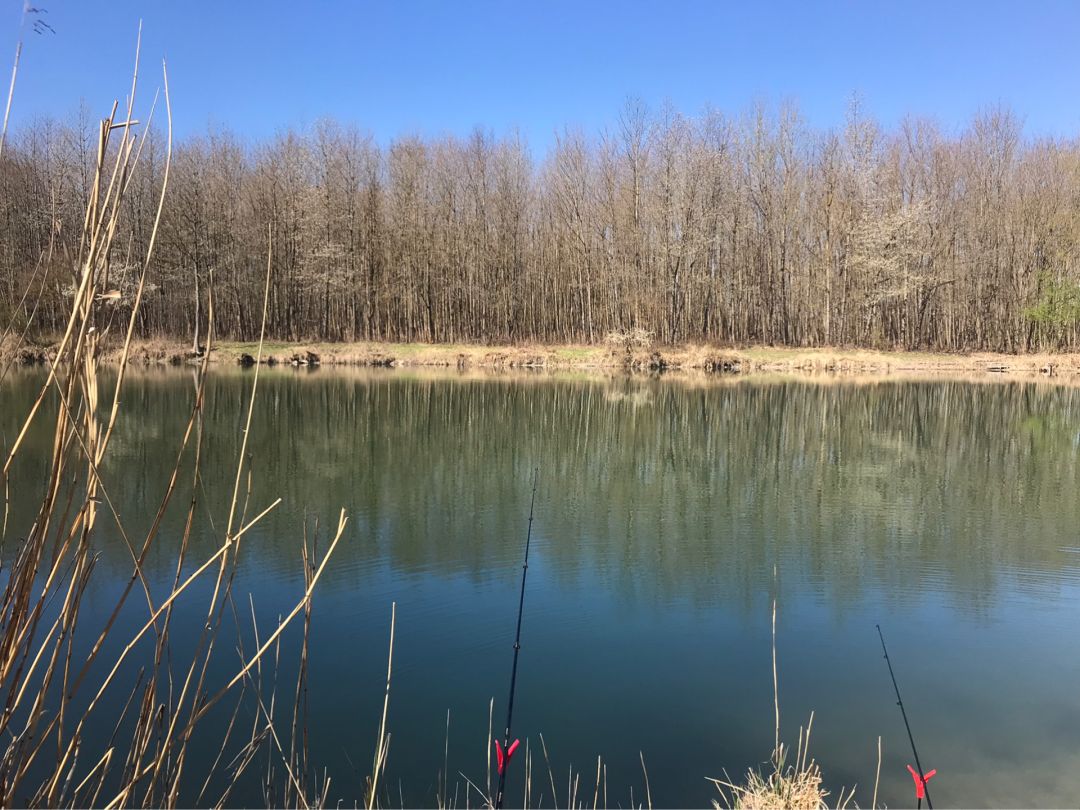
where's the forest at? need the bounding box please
[2,98,1080,352]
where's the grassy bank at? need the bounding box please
[11,337,1075,380]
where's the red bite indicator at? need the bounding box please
[495,739,520,775]
[907,764,937,801]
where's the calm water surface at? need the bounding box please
[3,369,1080,807]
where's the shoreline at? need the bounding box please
[6,337,1079,380]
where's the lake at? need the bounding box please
[3,368,1080,807]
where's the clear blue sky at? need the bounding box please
[5,0,1080,150]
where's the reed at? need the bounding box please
[0,32,348,809]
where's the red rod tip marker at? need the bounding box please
[907,764,937,801]
[495,739,520,775]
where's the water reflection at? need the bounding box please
[2,369,1080,807]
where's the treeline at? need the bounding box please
[2,99,1080,350]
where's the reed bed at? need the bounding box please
[0,34,349,808]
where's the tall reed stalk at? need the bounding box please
[0,32,347,809]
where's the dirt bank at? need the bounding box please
[84,340,1080,380]
[6,336,1079,380]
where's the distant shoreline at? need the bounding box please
[6,338,1078,381]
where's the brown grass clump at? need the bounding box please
[709,722,847,810]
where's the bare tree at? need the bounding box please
[3,99,1080,351]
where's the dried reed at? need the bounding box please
[0,31,350,809]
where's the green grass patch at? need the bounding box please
[217,341,298,355]
[553,346,601,360]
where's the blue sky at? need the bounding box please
[5,1,1080,150]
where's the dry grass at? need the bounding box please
[22,337,1080,383]
[710,738,829,810]
[708,719,855,810]
[0,35,353,809]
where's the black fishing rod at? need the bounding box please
[876,624,934,810]
[493,468,539,810]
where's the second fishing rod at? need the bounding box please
[877,624,934,810]
[493,468,539,810]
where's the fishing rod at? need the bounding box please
[493,468,539,810]
[876,624,934,810]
